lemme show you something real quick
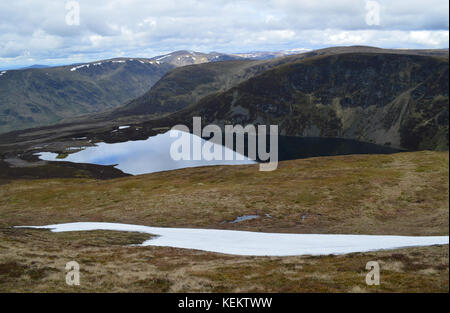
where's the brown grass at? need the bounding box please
[0,151,448,292]
[0,227,447,292]
[0,151,448,235]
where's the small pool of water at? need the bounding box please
[230,215,260,223]
[37,130,256,175]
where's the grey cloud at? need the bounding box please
[0,0,448,68]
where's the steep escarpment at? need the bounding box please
[126,47,428,116]
[177,53,448,150]
[113,47,413,118]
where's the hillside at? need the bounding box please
[0,58,174,133]
[154,52,449,151]
[111,59,261,116]
[110,51,326,117]
[0,50,254,134]
[0,151,448,292]
[112,47,449,128]
[0,46,447,153]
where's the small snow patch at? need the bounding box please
[70,64,90,71]
[155,54,171,61]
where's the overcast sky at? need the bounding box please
[0,0,448,69]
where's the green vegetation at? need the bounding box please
[0,47,447,154]
[113,59,267,117]
[182,53,448,151]
[0,60,173,133]
[109,47,449,151]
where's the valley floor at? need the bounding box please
[0,151,448,292]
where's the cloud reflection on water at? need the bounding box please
[37,130,256,175]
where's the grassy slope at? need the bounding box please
[1,228,447,293]
[0,151,448,233]
[0,61,173,133]
[0,151,448,292]
[112,59,269,116]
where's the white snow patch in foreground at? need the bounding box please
[16,222,449,256]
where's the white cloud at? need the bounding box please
[409,30,449,46]
[0,0,448,68]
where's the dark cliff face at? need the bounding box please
[180,53,448,150]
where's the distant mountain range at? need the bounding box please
[0,49,305,133]
[231,48,311,60]
[0,58,174,133]
[0,46,448,152]
[109,46,449,151]
[19,64,51,70]
[147,50,243,66]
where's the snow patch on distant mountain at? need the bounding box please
[156,54,172,61]
[70,64,90,71]
[66,48,311,73]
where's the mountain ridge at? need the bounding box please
[171,52,449,150]
[0,46,448,153]
[0,58,177,133]
[0,49,283,133]
[109,46,449,121]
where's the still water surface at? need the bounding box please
[37,131,402,175]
